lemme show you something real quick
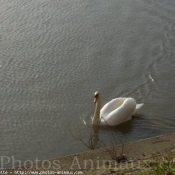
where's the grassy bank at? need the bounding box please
[82,149,175,175]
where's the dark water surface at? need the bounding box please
[0,0,175,167]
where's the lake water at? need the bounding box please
[0,0,175,168]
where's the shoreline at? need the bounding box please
[5,132,175,174]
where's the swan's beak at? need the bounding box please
[94,97,98,103]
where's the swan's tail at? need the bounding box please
[132,103,144,116]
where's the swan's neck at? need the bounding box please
[92,96,101,125]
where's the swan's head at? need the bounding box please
[94,91,99,103]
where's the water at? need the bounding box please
[0,0,175,167]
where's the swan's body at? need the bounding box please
[92,91,144,126]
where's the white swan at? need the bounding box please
[92,91,144,126]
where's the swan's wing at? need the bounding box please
[101,98,136,126]
[100,98,127,119]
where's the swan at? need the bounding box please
[92,91,144,126]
